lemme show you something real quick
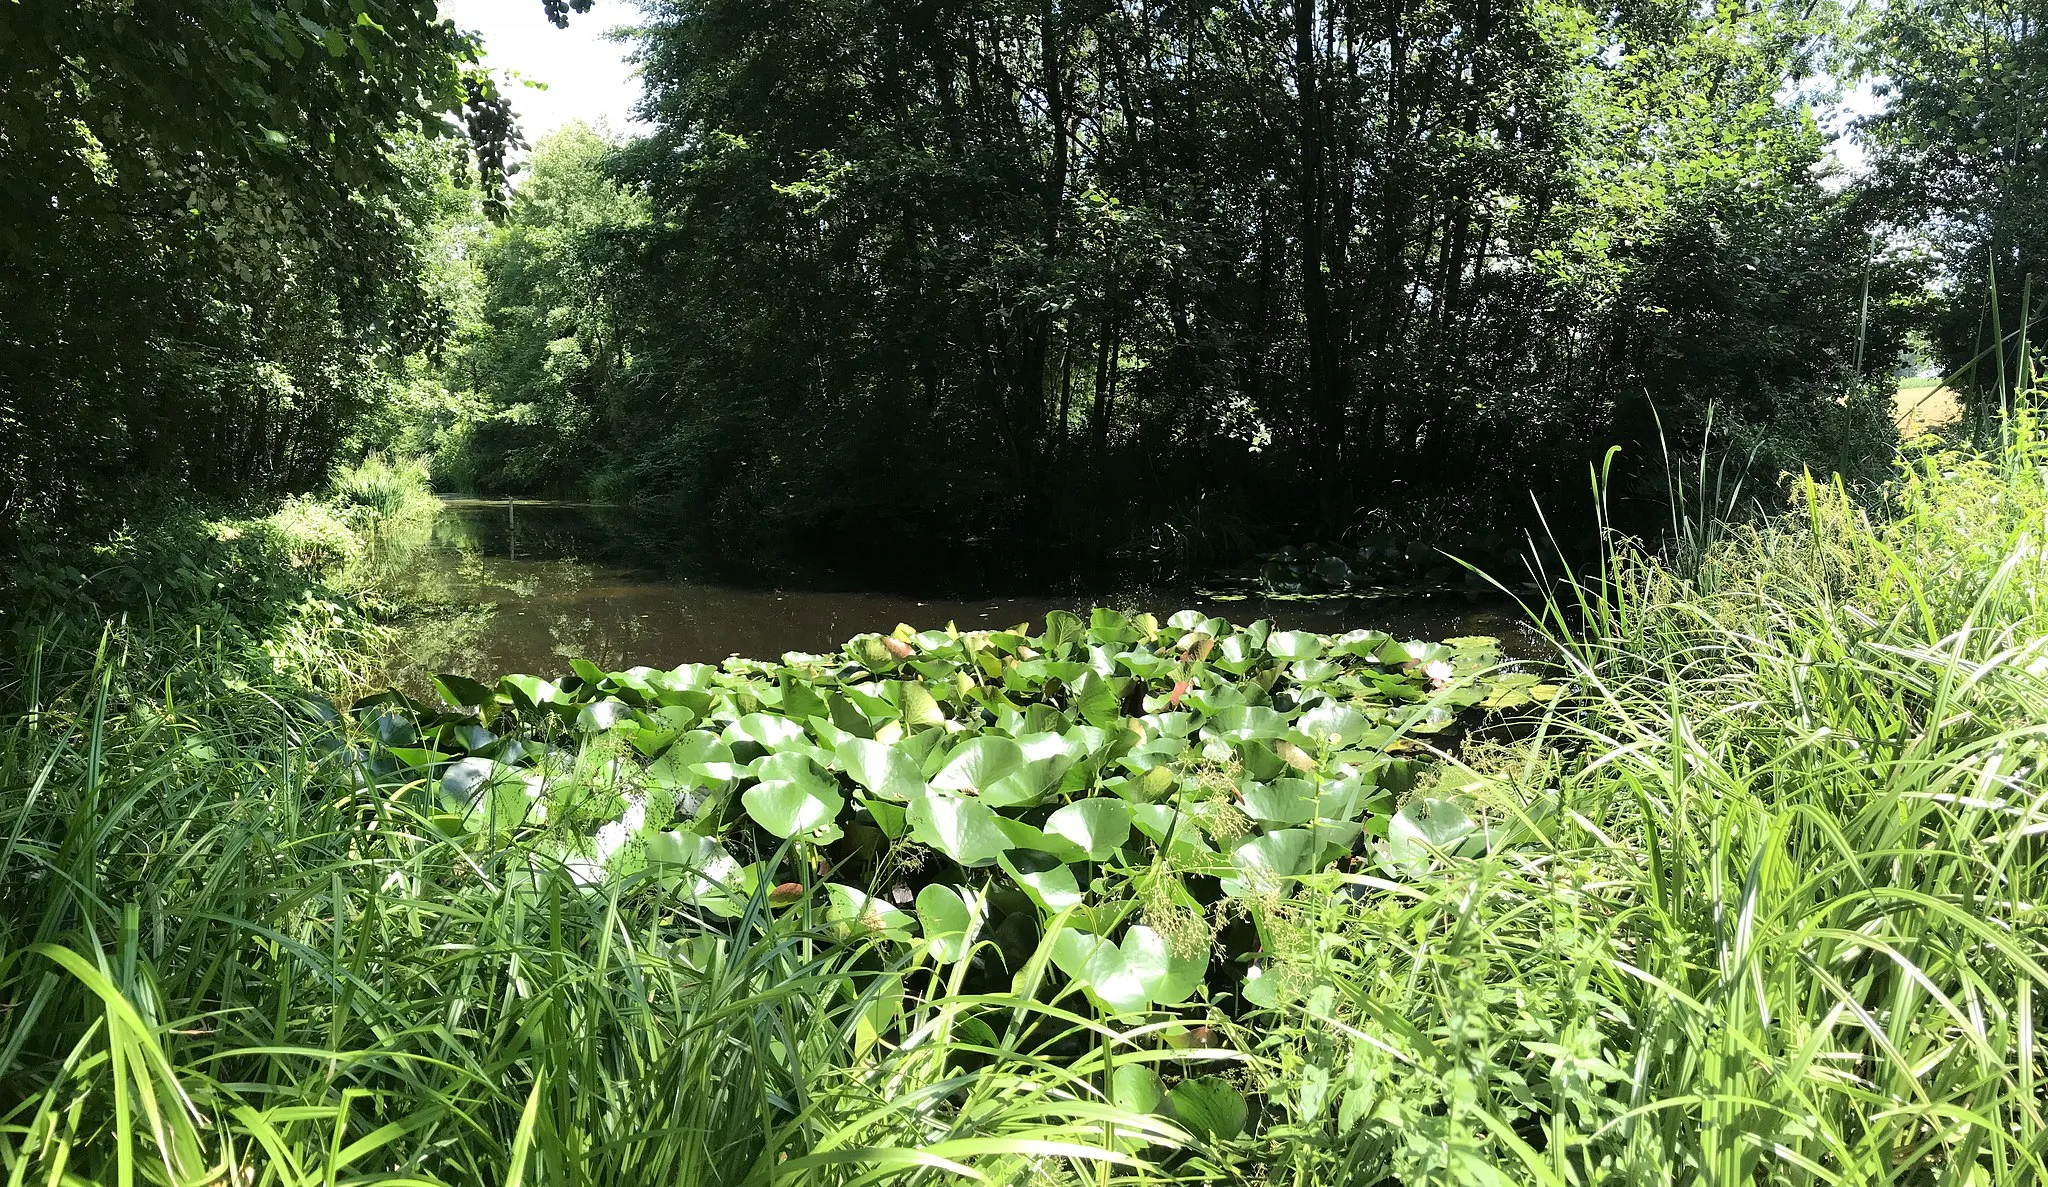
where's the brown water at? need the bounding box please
[384,499,1542,683]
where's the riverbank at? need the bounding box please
[3,418,2044,1184]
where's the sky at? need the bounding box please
[443,0,647,146]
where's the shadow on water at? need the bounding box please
[379,498,1543,685]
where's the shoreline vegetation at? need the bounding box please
[3,411,2044,1184]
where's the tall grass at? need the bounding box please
[1248,409,2048,1182]
[0,636,1234,1185]
[6,416,2048,1184]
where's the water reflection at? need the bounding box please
[381,499,1543,685]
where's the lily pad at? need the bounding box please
[915,884,981,961]
[836,736,926,801]
[1050,924,1209,1015]
[906,786,1012,866]
[1387,796,1477,875]
[1043,798,1133,862]
[1167,1077,1249,1140]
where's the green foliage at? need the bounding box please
[1246,407,2048,1182]
[1861,0,2048,388]
[348,612,1527,1018]
[432,124,649,495]
[448,0,1909,574]
[0,5,509,525]
[6,404,2048,1181]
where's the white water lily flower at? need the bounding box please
[1423,660,1456,689]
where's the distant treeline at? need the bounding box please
[5,0,2043,577]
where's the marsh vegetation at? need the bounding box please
[7,1,2048,1183]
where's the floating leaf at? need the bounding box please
[1070,669,1121,728]
[576,699,631,733]
[1387,796,1476,875]
[916,884,981,961]
[837,736,926,801]
[1043,798,1132,862]
[825,884,916,941]
[725,713,807,750]
[646,832,746,918]
[742,757,844,839]
[1221,828,1316,898]
[1240,779,1317,826]
[907,786,1011,866]
[1167,1077,1249,1140]
[897,681,945,729]
[998,849,1085,912]
[1051,924,1208,1014]
[1112,1064,1167,1115]
[932,736,1026,797]
[1295,702,1368,749]
[1266,631,1323,661]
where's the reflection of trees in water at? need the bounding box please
[370,501,1539,693]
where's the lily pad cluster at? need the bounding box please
[349,609,1549,1017]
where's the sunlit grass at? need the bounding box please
[5,410,2048,1184]
[1246,410,2048,1182]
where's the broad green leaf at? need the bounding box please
[1070,669,1122,728]
[906,786,1011,866]
[836,736,925,801]
[1240,778,1317,826]
[1220,828,1317,898]
[897,680,945,729]
[742,758,844,838]
[1295,702,1368,748]
[1387,796,1477,875]
[824,884,916,941]
[724,712,807,750]
[576,699,630,733]
[646,832,746,918]
[998,849,1085,912]
[1266,630,1323,661]
[1112,1064,1167,1114]
[432,673,497,710]
[1051,924,1208,1014]
[498,674,560,710]
[916,884,981,961]
[1167,1077,1249,1140]
[931,736,1025,796]
[1214,705,1288,741]
[1044,798,1132,862]
[994,817,1087,864]
[1042,609,1083,657]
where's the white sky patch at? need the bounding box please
[444,0,647,149]
[1822,76,1889,178]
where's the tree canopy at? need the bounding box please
[0,2,521,524]
[428,0,1912,577]
[5,0,2042,582]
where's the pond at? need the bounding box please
[380,498,1543,685]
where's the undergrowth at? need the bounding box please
[1247,413,2048,1183]
[3,417,2046,1184]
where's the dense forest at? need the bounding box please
[5,0,2044,581]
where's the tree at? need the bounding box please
[0,2,559,526]
[1860,0,2048,388]
[448,0,1906,577]
[440,124,648,493]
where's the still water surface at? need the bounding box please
[387,499,1540,683]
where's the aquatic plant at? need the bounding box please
[353,612,1555,1024]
